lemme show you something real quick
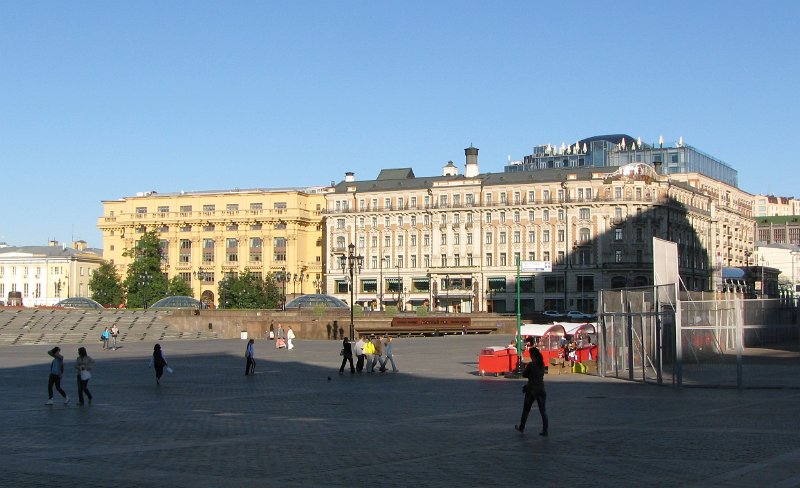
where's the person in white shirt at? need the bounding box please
[286,326,296,350]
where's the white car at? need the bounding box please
[542,310,564,319]
[566,311,594,320]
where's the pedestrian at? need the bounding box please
[515,346,549,436]
[332,320,338,340]
[372,336,384,372]
[101,327,110,350]
[110,324,120,350]
[380,336,399,373]
[363,336,376,373]
[149,344,169,385]
[45,347,69,405]
[286,326,296,350]
[338,337,355,374]
[276,324,285,349]
[269,320,275,340]
[245,339,255,375]
[326,322,332,340]
[74,347,95,406]
[354,336,366,373]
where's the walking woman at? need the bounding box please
[74,347,95,406]
[45,347,69,405]
[245,339,255,375]
[149,344,168,385]
[515,346,549,436]
[338,337,355,374]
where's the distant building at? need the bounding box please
[325,146,754,315]
[752,195,800,217]
[0,241,104,306]
[755,215,800,247]
[505,134,738,188]
[98,187,328,307]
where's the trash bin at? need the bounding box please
[240,331,248,340]
[478,346,518,376]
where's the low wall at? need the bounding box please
[161,309,517,340]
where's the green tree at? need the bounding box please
[89,262,124,307]
[167,275,193,297]
[123,230,168,308]
[219,271,282,309]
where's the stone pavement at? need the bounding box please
[2,335,800,487]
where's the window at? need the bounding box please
[485,232,493,244]
[454,233,460,245]
[500,253,507,266]
[514,211,520,223]
[454,254,460,266]
[500,212,506,223]
[441,254,447,267]
[466,212,473,223]
[226,204,239,212]
[157,206,169,213]
[527,190,535,203]
[557,230,565,242]
[486,253,493,266]
[528,210,535,221]
[500,193,507,204]
[466,194,474,205]
[579,228,591,243]
[528,231,536,243]
[250,202,262,211]
[274,202,287,210]
[543,230,550,242]
[467,253,473,266]
[486,193,493,205]
[384,216,390,227]
[384,235,391,247]
[398,216,404,227]
[615,187,622,199]
[499,232,506,244]
[411,215,417,226]
[424,254,430,268]
[180,205,192,213]
[453,194,461,206]
[441,214,447,224]
[203,204,215,212]
[410,235,417,247]
[397,235,404,247]
[440,195,448,207]
[423,214,430,226]
[410,196,417,208]
[398,197,404,209]
[441,233,447,245]
[423,234,430,246]
[397,255,404,268]
[580,208,590,220]
[371,236,378,248]
[467,233,473,244]
[542,210,549,221]
[485,212,492,223]
[513,231,521,243]
[615,228,623,241]
[410,255,417,268]
[558,209,564,221]
[136,207,147,214]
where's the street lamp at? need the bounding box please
[444,273,450,314]
[293,271,308,296]
[277,268,291,310]
[338,243,363,341]
[193,269,213,306]
[313,277,323,294]
[140,271,152,310]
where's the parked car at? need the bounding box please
[542,310,564,319]
[566,310,593,320]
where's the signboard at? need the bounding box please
[520,260,552,273]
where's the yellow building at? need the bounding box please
[98,188,327,307]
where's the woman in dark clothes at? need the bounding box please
[515,346,549,436]
[149,344,168,385]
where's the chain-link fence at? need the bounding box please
[598,287,800,388]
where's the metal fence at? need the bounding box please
[598,288,800,388]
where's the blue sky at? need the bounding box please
[1,1,798,248]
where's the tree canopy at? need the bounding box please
[218,271,282,309]
[122,230,168,308]
[89,262,124,307]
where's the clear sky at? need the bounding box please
[1,1,798,248]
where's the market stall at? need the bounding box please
[518,323,566,363]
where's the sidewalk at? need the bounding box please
[1,335,799,487]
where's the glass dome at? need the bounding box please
[150,296,203,309]
[55,297,104,310]
[285,294,349,309]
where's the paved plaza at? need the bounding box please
[2,334,800,487]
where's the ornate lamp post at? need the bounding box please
[338,243,363,341]
[277,268,291,311]
[140,271,152,310]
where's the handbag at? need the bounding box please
[80,370,92,381]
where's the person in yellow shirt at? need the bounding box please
[363,336,376,373]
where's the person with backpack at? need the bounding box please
[45,347,69,405]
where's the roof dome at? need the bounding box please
[55,297,104,310]
[150,296,203,309]
[285,294,349,309]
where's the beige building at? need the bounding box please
[0,240,104,306]
[98,188,327,307]
[753,195,800,217]
[324,147,755,315]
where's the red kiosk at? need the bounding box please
[478,346,518,376]
[562,322,598,362]
[518,323,566,363]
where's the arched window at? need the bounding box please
[579,228,591,243]
[610,276,627,289]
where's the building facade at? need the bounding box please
[752,195,800,217]
[98,188,327,307]
[0,241,104,306]
[325,147,755,315]
[507,134,738,188]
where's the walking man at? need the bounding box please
[363,336,376,373]
[380,336,399,372]
[110,324,119,350]
[245,339,255,375]
[339,337,355,374]
[354,336,366,373]
[45,347,69,405]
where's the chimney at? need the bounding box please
[72,240,87,251]
[344,172,355,183]
[49,240,59,247]
[653,161,662,175]
[464,145,479,177]
[442,161,458,176]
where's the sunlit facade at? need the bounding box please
[0,240,104,306]
[326,147,754,314]
[98,188,327,306]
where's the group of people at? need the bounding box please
[338,335,398,374]
[100,325,120,350]
[266,322,296,350]
[45,342,171,405]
